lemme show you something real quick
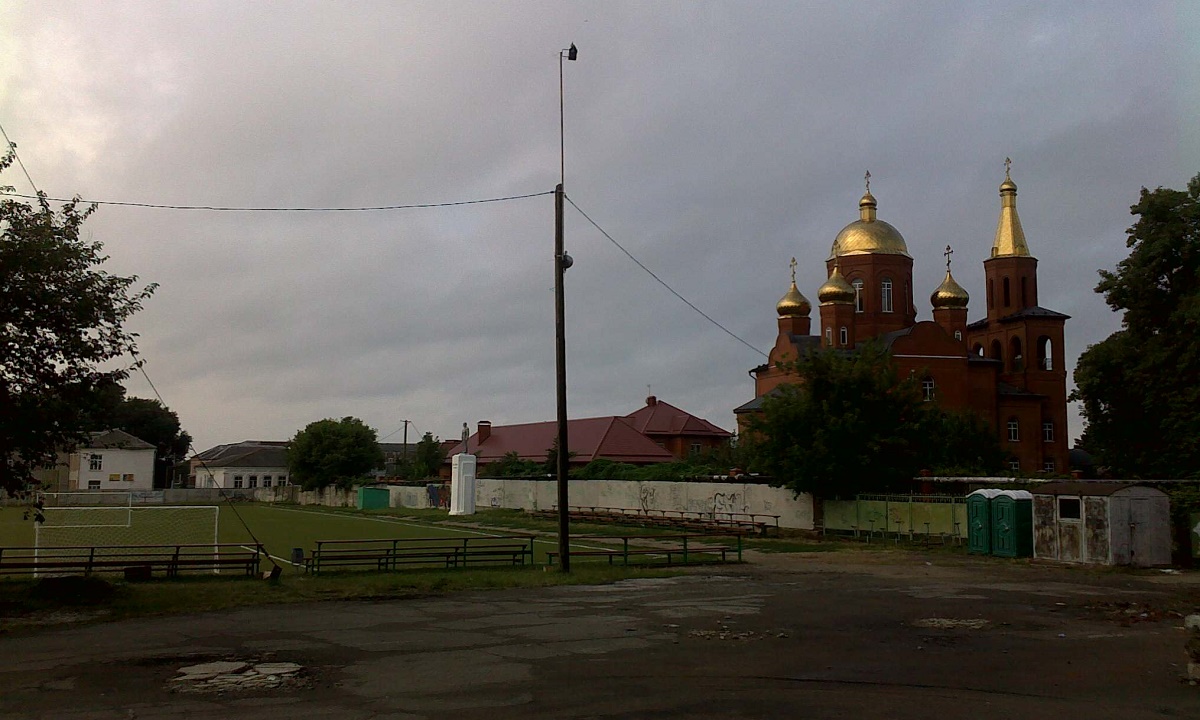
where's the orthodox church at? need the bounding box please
[734,165,1070,474]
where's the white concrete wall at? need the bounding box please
[461,478,813,529]
[70,449,155,491]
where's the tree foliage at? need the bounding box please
[1072,173,1200,478]
[407,432,446,480]
[287,417,384,490]
[84,381,192,486]
[1,152,156,494]
[750,342,1007,497]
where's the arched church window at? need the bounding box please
[972,343,984,356]
[839,326,848,346]
[1021,276,1028,306]
[988,279,994,309]
[990,339,1002,362]
[1037,336,1053,370]
[1003,277,1011,307]
[955,330,962,342]
[852,279,864,313]
[825,326,833,347]
[1010,336,1023,372]
[881,279,893,313]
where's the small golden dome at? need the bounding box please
[818,266,855,305]
[930,270,970,309]
[776,281,811,317]
[827,189,911,260]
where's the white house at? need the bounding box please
[190,441,291,489]
[61,429,157,492]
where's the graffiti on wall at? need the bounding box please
[712,491,748,516]
[639,485,657,512]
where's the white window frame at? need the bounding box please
[1007,419,1019,443]
[1043,459,1056,473]
[825,326,833,346]
[1009,459,1020,471]
[852,279,864,313]
[881,279,893,313]
[233,479,244,489]
[88,453,103,471]
[1043,421,1054,443]
[88,480,101,490]
[839,326,848,346]
[922,377,935,402]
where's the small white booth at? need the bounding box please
[449,453,477,516]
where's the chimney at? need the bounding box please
[646,395,657,406]
[477,421,492,443]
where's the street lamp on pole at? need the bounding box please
[555,42,577,572]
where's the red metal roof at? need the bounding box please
[623,397,732,438]
[443,417,675,465]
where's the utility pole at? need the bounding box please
[555,42,577,573]
[402,419,410,459]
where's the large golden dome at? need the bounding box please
[776,281,811,317]
[827,191,911,260]
[930,269,969,309]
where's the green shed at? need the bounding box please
[966,489,1001,555]
[357,486,390,511]
[990,490,1034,558]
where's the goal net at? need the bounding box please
[34,505,221,573]
[38,491,135,507]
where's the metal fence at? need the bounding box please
[823,494,968,539]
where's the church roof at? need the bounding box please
[967,305,1070,330]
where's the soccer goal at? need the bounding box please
[37,490,136,508]
[34,505,221,574]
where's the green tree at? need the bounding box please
[408,432,446,480]
[79,380,192,487]
[0,151,157,494]
[1072,173,1200,478]
[287,417,384,490]
[751,342,1007,497]
[481,451,544,478]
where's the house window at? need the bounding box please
[88,480,101,490]
[881,279,893,313]
[122,474,134,482]
[234,475,243,484]
[263,479,272,488]
[279,477,288,486]
[1058,497,1081,520]
[852,279,864,313]
[249,479,258,488]
[1007,419,1019,442]
[921,377,935,402]
[1043,459,1056,473]
[690,442,702,456]
[89,454,103,471]
[1043,421,1054,442]
[1009,459,1020,472]
[233,479,244,488]
[839,326,848,346]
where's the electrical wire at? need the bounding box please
[0,122,42,202]
[565,194,768,358]
[0,189,555,212]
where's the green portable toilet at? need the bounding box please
[357,486,390,511]
[990,490,1033,558]
[966,489,1001,555]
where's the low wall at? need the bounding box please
[458,478,813,530]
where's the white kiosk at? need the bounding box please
[449,453,477,516]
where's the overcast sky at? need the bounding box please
[2,1,1197,453]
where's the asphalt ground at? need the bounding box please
[2,551,1199,719]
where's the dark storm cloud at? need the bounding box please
[1,1,1195,450]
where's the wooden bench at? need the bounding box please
[0,544,264,578]
[305,536,535,574]
[545,534,738,566]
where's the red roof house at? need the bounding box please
[443,417,676,468]
[622,396,732,459]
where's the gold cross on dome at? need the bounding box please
[944,244,954,270]
[789,257,797,283]
[864,170,871,193]
[1004,157,1012,179]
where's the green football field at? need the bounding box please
[0,503,560,573]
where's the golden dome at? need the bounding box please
[827,189,911,260]
[776,281,811,317]
[818,266,855,305]
[930,269,970,309]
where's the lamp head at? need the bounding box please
[566,43,577,61]
[560,252,574,270]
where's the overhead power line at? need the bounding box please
[0,122,41,197]
[565,194,768,359]
[0,189,555,212]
